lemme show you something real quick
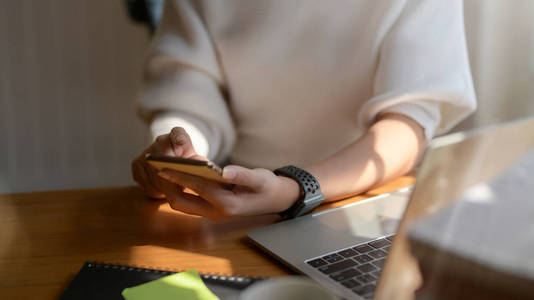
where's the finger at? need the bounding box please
[222,165,265,190]
[152,134,175,156]
[143,161,158,186]
[132,158,165,198]
[157,169,231,206]
[158,169,224,195]
[170,127,197,157]
[159,179,223,220]
[131,158,148,186]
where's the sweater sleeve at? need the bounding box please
[359,0,477,141]
[150,112,222,160]
[137,0,235,163]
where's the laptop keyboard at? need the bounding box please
[305,235,395,299]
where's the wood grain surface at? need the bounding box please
[0,177,412,299]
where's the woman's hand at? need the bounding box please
[132,126,301,220]
[131,127,206,198]
[157,165,301,220]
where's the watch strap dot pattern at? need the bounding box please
[274,165,324,219]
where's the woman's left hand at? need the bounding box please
[157,165,301,220]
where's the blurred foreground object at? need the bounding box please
[409,120,534,299]
[376,115,534,300]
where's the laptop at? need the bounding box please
[247,115,534,299]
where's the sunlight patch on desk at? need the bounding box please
[128,245,233,274]
[157,202,203,217]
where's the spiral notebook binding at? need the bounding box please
[86,261,264,286]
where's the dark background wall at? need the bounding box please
[0,0,149,192]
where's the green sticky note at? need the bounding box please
[122,269,220,300]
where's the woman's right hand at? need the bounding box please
[131,127,205,198]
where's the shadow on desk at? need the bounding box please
[0,187,291,299]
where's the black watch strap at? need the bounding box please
[274,165,324,219]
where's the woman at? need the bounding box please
[132,0,476,220]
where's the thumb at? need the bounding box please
[222,165,264,189]
[170,127,196,157]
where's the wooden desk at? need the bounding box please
[0,177,413,299]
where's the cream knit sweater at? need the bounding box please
[138,0,476,169]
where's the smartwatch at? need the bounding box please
[273,165,324,219]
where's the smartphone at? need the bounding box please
[145,154,227,184]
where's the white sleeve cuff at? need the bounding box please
[150,112,222,160]
[380,101,440,142]
[358,91,476,143]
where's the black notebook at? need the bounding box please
[60,262,263,300]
